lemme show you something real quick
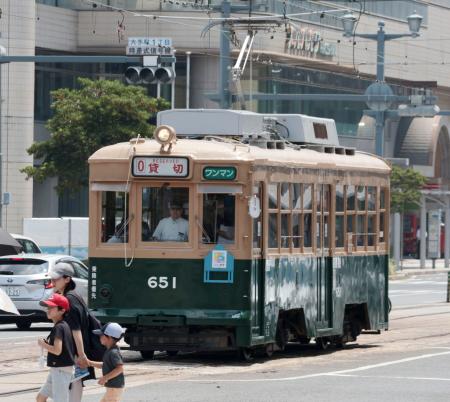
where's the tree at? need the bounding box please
[390,165,427,213]
[22,78,169,194]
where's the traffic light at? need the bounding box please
[124,66,176,84]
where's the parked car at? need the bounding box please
[0,254,88,329]
[11,234,42,254]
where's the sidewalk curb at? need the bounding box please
[390,269,450,280]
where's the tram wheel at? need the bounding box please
[140,350,155,360]
[299,337,311,345]
[333,338,344,349]
[315,338,329,351]
[166,350,178,357]
[264,343,275,358]
[238,347,254,362]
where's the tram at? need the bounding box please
[88,109,390,359]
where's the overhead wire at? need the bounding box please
[83,0,346,22]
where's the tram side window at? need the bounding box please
[379,187,388,244]
[268,183,279,249]
[252,184,263,249]
[141,187,189,242]
[303,184,313,249]
[101,192,129,243]
[335,185,344,248]
[292,183,301,248]
[367,186,377,246]
[346,185,355,250]
[202,194,235,244]
[316,185,322,249]
[356,186,367,248]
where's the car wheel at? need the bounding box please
[16,321,32,330]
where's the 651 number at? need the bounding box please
[147,276,177,289]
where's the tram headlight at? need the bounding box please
[99,284,113,305]
[154,125,177,153]
[154,125,176,145]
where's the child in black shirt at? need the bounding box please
[87,322,126,402]
[37,293,75,402]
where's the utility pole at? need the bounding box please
[219,0,231,109]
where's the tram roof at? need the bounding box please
[89,138,390,173]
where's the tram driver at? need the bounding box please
[152,202,189,242]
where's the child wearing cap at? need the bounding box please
[36,293,75,402]
[87,322,126,402]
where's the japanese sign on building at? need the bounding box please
[132,157,189,178]
[285,27,336,58]
[127,37,173,56]
[203,166,237,181]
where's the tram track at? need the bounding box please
[0,386,42,398]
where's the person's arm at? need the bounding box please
[72,329,89,367]
[87,359,103,369]
[38,337,62,356]
[65,293,89,368]
[98,364,124,386]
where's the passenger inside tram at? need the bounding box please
[152,202,189,241]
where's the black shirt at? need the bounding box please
[46,320,75,368]
[64,290,90,353]
[64,290,97,381]
[102,346,125,388]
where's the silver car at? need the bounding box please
[0,254,88,329]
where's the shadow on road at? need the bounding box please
[122,342,380,367]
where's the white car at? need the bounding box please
[0,254,88,329]
[11,234,42,254]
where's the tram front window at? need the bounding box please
[141,187,189,242]
[101,191,129,243]
[202,194,235,244]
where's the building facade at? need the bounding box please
[0,0,449,231]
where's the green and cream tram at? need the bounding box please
[88,109,390,359]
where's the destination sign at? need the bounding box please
[203,166,237,181]
[132,157,189,178]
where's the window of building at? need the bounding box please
[202,194,235,244]
[141,187,189,242]
[101,191,129,243]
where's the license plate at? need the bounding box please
[4,286,20,297]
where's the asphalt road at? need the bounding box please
[0,273,449,401]
[390,273,447,307]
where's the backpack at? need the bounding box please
[67,291,106,361]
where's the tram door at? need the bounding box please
[251,184,264,337]
[316,184,332,328]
